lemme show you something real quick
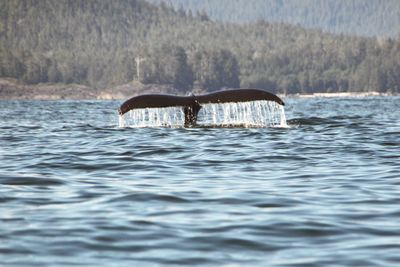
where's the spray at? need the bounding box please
[119,101,287,128]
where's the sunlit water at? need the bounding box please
[1,97,399,267]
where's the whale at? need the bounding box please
[118,89,285,127]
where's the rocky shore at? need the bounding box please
[0,78,392,100]
[0,79,183,100]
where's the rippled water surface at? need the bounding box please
[1,97,399,266]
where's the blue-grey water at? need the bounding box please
[1,97,399,267]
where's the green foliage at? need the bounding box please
[141,45,193,91]
[1,0,400,94]
[190,49,240,91]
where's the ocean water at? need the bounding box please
[0,97,399,267]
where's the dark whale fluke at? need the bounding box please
[118,89,284,127]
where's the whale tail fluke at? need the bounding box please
[118,89,284,127]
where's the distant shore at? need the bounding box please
[0,78,395,100]
[0,79,182,100]
[287,91,393,98]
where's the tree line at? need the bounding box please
[1,0,399,94]
[149,0,400,38]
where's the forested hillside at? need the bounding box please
[1,0,400,94]
[148,0,400,38]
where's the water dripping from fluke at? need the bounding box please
[117,89,288,128]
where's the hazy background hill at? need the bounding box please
[148,0,400,38]
[1,0,400,95]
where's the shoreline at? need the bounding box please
[283,91,395,98]
[0,79,397,100]
[0,78,181,100]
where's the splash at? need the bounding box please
[119,101,287,128]
[197,101,287,127]
[119,107,185,128]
